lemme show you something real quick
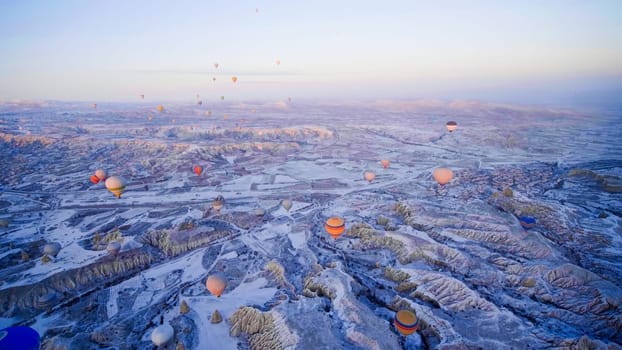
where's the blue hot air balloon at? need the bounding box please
[519,216,536,230]
[0,326,41,350]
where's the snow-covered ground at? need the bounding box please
[0,100,621,349]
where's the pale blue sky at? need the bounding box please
[1,0,621,107]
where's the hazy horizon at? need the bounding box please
[1,1,621,110]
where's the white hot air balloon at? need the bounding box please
[151,323,174,347]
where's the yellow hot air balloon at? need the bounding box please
[231,76,238,83]
[394,310,419,336]
[446,121,457,132]
[157,105,165,113]
[105,176,126,199]
[206,275,226,297]
[364,171,376,183]
[433,168,453,186]
[325,217,345,240]
[281,199,292,212]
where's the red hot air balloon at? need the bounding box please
[90,175,100,184]
[193,165,203,176]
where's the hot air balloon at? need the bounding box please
[433,168,453,186]
[281,199,292,212]
[381,159,390,169]
[0,326,40,350]
[197,100,203,106]
[157,105,165,113]
[212,195,225,211]
[446,121,457,132]
[95,169,107,181]
[214,63,219,69]
[288,97,292,103]
[43,242,61,257]
[325,216,345,240]
[151,323,174,347]
[275,59,281,66]
[394,310,419,336]
[519,216,536,230]
[105,176,126,199]
[107,241,121,257]
[213,77,217,83]
[90,175,100,184]
[206,275,226,297]
[148,115,153,121]
[364,171,376,183]
[221,96,225,100]
[223,114,229,120]
[140,94,145,100]
[193,165,203,176]
[231,76,238,83]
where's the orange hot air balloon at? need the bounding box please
[157,105,164,113]
[433,168,453,186]
[446,121,457,132]
[394,310,419,336]
[95,169,107,181]
[223,114,229,120]
[90,175,100,184]
[381,159,390,169]
[231,76,238,83]
[193,165,203,176]
[364,171,376,183]
[325,216,345,240]
[206,275,226,297]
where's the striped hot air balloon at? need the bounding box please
[394,310,419,336]
[325,216,345,240]
[105,176,126,199]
